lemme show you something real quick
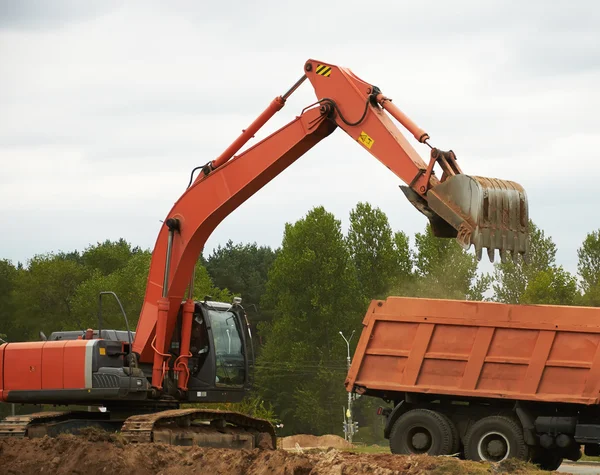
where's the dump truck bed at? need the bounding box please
[346,297,600,405]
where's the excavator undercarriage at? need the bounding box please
[0,408,276,449]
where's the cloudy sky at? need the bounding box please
[1,0,598,278]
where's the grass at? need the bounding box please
[579,454,600,463]
[344,444,391,454]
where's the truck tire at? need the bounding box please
[389,408,453,456]
[532,449,563,471]
[464,415,529,463]
[440,413,461,455]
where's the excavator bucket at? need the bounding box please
[428,175,528,262]
[402,175,529,263]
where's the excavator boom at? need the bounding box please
[132,59,529,388]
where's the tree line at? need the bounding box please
[1,202,599,441]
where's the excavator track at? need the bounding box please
[120,408,277,449]
[0,411,73,438]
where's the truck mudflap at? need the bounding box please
[120,408,277,449]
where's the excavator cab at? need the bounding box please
[169,299,253,403]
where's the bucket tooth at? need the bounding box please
[476,245,483,262]
[500,248,507,263]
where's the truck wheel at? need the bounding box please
[389,408,453,456]
[532,449,563,471]
[464,415,529,462]
[440,413,461,455]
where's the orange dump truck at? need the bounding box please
[346,296,600,470]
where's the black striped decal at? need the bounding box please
[315,64,332,77]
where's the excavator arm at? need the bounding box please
[131,59,529,390]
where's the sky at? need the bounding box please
[1,0,598,279]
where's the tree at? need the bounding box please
[492,221,559,303]
[70,251,151,331]
[205,240,277,341]
[205,240,277,306]
[577,230,600,306]
[81,238,138,276]
[395,224,490,300]
[346,202,412,300]
[11,253,92,340]
[256,206,363,435]
[520,266,578,306]
[71,253,230,331]
[393,230,413,287]
[0,259,18,340]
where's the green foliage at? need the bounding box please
[346,202,413,301]
[350,395,388,445]
[521,266,579,306]
[256,206,364,435]
[393,231,413,287]
[191,262,233,303]
[3,240,229,340]
[492,221,561,304]
[205,240,276,345]
[0,259,18,339]
[11,253,92,339]
[70,251,152,330]
[491,220,579,306]
[81,238,139,276]
[577,229,600,306]
[205,240,277,307]
[394,224,490,300]
[68,253,228,332]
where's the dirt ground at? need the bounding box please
[0,433,570,475]
[280,434,354,450]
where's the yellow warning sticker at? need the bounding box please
[315,64,332,77]
[358,131,374,149]
[99,347,106,355]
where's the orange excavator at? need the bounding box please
[0,59,529,448]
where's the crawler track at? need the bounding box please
[0,411,73,438]
[0,408,276,450]
[121,408,277,448]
